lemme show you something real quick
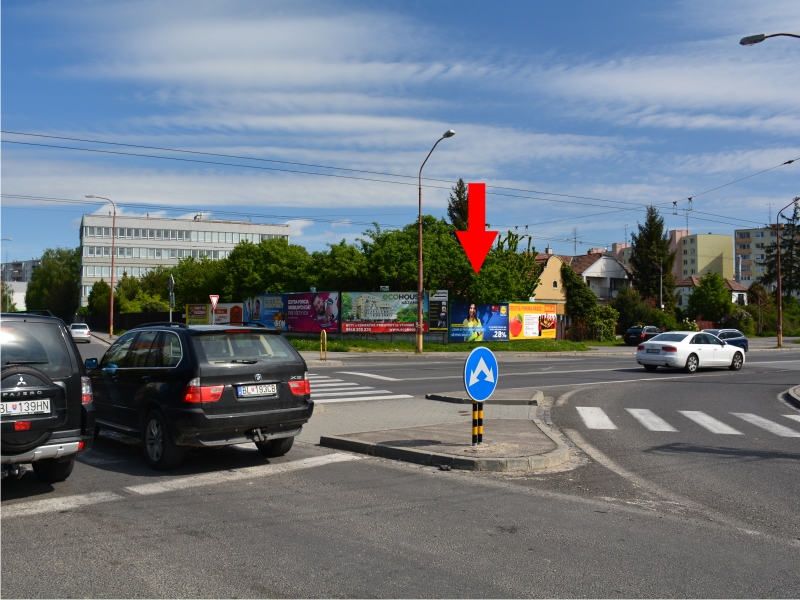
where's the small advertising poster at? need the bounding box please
[449,302,509,342]
[286,292,340,333]
[211,303,244,325]
[244,294,287,330]
[508,303,557,339]
[428,290,449,331]
[341,291,429,333]
[186,304,209,325]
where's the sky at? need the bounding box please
[2,0,799,262]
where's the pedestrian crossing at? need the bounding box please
[576,406,800,438]
[307,373,413,404]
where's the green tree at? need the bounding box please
[611,286,652,331]
[746,281,770,334]
[467,231,542,303]
[686,272,734,322]
[25,247,81,321]
[87,279,111,315]
[560,263,597,320]
[629,206,676,310]
[115,272,143,313]
[760,203,800,296]
[171,256,227,305]
[139,266,172,300]
[447,178,469,230]
[2,281,18,312]
[311,240,369,291]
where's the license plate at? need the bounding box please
[237,384,277,397]
[1,399,51,415]
[646,349,660,354]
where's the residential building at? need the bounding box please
[733,225,778,288]
[677,233,733,280]
[1,258,42,283]
[668,229,690,280]
[79,214,290,307]
[609,242,631,266]
[675,276,748,308]
[534,251,631,308]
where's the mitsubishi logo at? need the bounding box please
[254,374,262,382]
[17,376,27,387]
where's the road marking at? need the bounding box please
[576,407,617,429]
[1,492,123,519]
[784,414,800,424]
[314,394,413,404]
[126,453,361,496]
[679,411,742,435]
[311,388,381,398]
[731,413,800,437]
[309,382,360,389]
[338,371,401,381]
[625,408,678,432]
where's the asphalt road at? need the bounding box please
[2,341,798,597]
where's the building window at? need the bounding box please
[683,249,687,255]
[683,270,688,275]
[741,254,750,260]
[755,232,764,238]
[737,244,750,250]
[683,239,687,246]
[770,231,777,237]
[738,232,750,238]
[756,265,764,272]
[691,248,696,254]
[691,269,695,274]
[683,259,687,265]
[690,238,695,243]
[742,264,750,271]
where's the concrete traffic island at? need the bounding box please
[425,388,544,405]
[320,417,570,473]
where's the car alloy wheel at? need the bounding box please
[730,352,743,371]
[145,417,163,463]
[685,354,698,373]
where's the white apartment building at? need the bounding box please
[355,294,394,321]
[79,214,290,306]
[1,258,42,283]
[734,225,778,287]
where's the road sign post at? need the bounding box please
[463,346,499,445]
[209,295,219,311]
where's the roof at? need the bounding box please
[675,276,748,292]
[565,253,604,275]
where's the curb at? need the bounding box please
[785,386,800,410]
[425,390,544,406]
[305,360,344,367]
[319,418,570,473]
[91,334,113,346]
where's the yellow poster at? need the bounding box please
[508,303,557,339]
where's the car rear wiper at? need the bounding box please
[230,358,258,364]
[5,360,48,365]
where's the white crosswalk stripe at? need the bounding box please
[731,413,800,437]
[307,373,412,403]
[784,414,800,424]
[576,407,617,429]
[625,408,677,432]
[678,411,742,434]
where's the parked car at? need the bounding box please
[624,325,662,346]
[636,331,745,373]
[702,329,749,352]
[85,323,314,470]
[1,313,95,482]
[69,323,92,343]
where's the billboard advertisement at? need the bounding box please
[286,292,340,333]
[244,294,287,330]
[428,290,449,331]
[508,303,557,339]
[211,303,244,325]
[449,302,509,342]
[186,304,209,325]
[341,291,429,333]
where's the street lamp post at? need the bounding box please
[417,129,455,354]
[775,197,800,348]
[740,32,800,45]
[86,195,117,338]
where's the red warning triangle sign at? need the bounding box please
[209,295,219,310]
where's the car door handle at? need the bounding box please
[141,375,152,382]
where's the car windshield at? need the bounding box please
[191,330,295,363]
[0,322,74,378]
[649,333,689,342]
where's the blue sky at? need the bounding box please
[2,0,799,262]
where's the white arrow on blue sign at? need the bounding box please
[463,346,499,402]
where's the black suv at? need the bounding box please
[623,325,662,346]
[1,313,95,482]
[86,323,314,469]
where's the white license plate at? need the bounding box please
[1,399,51,415]
[646,349,660,354]
[238,384,277,397]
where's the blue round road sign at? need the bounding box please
[463,346,499,402]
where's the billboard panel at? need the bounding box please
[211,303,244,325]
[449,302,509,342]
[186,304,209,325]
[286,292,340,333]
[244,294,287,330]
[508,303,557,339]
[341,291,428,333]
[428,290,449,331]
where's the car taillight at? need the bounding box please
[640,332,646,338]
[14,421,31,431]
[662,346,677,353]
[78,441,85,450]
[288,380,311,395]
[637,345,645,350]
[183,378,225,403]
[81,376,93,404]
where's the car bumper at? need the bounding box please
[637,354,682,367]
[1,435,93,464]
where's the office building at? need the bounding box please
[733,225,778,287]
[79,214,290,306]
[1,258,42,283]
[677,233,733,280]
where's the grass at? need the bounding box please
[585,339,627,347]
[288,338,588,353]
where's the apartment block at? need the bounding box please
[1,258,42,283]
[733,225,778,288]
[677,233,734,280]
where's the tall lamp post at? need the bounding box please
[86,195,117,338]
[775,197,800,348]
[740,32,800,45]
[417,129,455,354]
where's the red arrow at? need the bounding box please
[456,183,498,273]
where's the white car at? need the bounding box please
[68,323,92,343]
[636,331,744,373]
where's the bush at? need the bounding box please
[650,309,678,332]
[588,305,620,342]
[679,318,700,331]
[718,309,754,334]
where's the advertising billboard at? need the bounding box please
[508,303,557,339]
[286,292,339,333]
[186,304,209,325]
[243,294,287,330]
[211,303,244,325]
[341,291,428,333]
[449,302,509,342]
[428,290,449,331]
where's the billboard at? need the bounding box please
[508,303,557,339]
[286,292,340,333]
[449,302,509,342]
[211,303,244,325]
[244,294,287,330]
[428,290,449,331]
[186,304,209,325]
[341,291,428,333]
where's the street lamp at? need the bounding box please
[740,32,800,45]
[775,197,800,348]
[417,129,455,354]
[86,195,117,338]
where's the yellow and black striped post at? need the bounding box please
[472,402,484,445]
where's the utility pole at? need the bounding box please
[168,274,175,323]
[573,228,578,255]
[659,259,664,310]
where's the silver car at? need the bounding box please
[68,323,92,343]
[636,331,745,373]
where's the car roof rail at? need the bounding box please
[131,322,190,329]
[215,321,268,328]
[17,309,56,317]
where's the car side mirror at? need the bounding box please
[85,358,98,370]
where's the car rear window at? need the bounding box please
[191,330,295,364]
[0,322,74,378]
[649,333,689,342]
[70,324,89,330]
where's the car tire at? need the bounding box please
[729,352,743,371]
[643,365,658,372]
[255,436,294,458]
[1,365,57,454]
[32,457,75,483]
[142,410,185,470]
[684,354,699,373]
